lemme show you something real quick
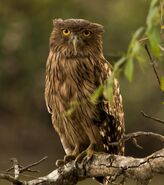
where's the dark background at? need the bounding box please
[0,0,164,184]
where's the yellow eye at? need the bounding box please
[62,29,71,36]
[83,30,91,37]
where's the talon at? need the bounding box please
[74,143,97,166]
[64,155,75,163]
[56,155,76,167]
[74,150,87,166]
[56,159,65,167]
[87,146,95,159]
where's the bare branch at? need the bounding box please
[20,166,40,173]
[0,171,38,179]
[108,131,164,149]
[132,138,143,149]
[141,111,164,125]
[20,156,48,173]
[0,147,164,185]
[144,44,164,94]
[124,131,164,143]
[0,173,23,184]
[11,158,20,180]
[6,156,47,176]
[86,148,164,184]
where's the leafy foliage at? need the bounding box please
[111,0,162,82]
[103,0,163,102]
[104,57,126,101]
[104,76,114,102]
[146,0,161,57]
[65,100,78,117]
[90,84,104,104]
[124,27,144,82]
[160,76,164,92]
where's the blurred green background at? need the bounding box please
[0,0,164,184]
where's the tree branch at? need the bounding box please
[20,156,48,173]
[141,111,164,125]
[124,131,164,143]
[0,173,23,185]
[144,44,164,95]
[0,146,164,185]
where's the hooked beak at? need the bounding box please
[70,35,78,55]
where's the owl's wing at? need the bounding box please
[98,60,125,155]
[45,49,54,114]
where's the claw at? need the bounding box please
[74,143,96,166]
[64,155,75,163]
[56,159,65,167]
[56,154,76,167]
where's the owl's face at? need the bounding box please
[50,19,104,57]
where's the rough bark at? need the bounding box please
[0,148,164,185]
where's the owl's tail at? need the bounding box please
[96,111,125,184]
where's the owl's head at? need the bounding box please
[50,19,104,57]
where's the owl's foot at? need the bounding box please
[56,159,65,167]
[64,154,76,163]
[74,143,96,166]
[56,155,75,167]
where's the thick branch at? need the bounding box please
[1,148,164,185]
[0,174,23,185]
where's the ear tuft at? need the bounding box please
[92,23,104,33]
[53,18,63,26]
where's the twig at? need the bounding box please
[124,131,164,143]
[141,111,164,125]
[132,138,143,149]
[20,165,40,173]
[144,44,164,94]
[6,166,40,174]
[20,156,48,173]
[6,166,14,172]
[139,36,148,43]
[105,130,164,149]
[11,158,20,180]
[0,171,38,179]
[3,156,48,185]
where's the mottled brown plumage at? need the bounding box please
[45,19,125,184]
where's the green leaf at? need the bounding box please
[90,84,104,104]
[160,76,164,92]
[124,58,134,82]
[147,27,160,58]
[127,27,144,56]
[65,100,78,117]
[113,56,126,73]
[150,0,159,10]
[136,54,147,71]
[103,57,126,102]
[146,6,159,31]
[131,41,141,58]
[103,76,114,102]
[146,0,160,58]
[131,27,144,42]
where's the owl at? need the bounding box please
[45,18,125,184]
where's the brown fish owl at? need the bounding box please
[45,18,125,179]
